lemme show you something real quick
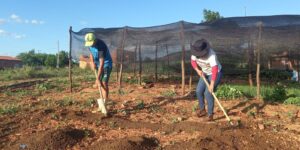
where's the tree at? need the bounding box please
[58,51,69,67]
[45,54,56,67]
[17,49,41,66]
[203,9,223,22]
[17,50,68,67]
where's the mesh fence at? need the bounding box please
[70,16,300,83]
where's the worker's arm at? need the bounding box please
[97,51,104,80]
[191,58,203,77]
[89,53,96,70]
[208,54,219,93]
[208,66,218,93]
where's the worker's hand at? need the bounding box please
[208,83,214,93]
[96,79,101,86]
[196,69,204,77]
[91,63,96,71]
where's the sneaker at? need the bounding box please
[196,109,206,117]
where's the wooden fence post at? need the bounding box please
[155,42,158,82]
[165,44,170,79]
[118,28,127,90]
[256,22,263,100]
[138,41,142,85]
[179,21,186,95]
[248,39,254,87]
[133,43,138,77]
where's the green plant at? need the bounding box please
[215,85,243,100]
[5,89,31,97]
[161,90,176,97]
[51,113,59,120]
[135,100,145,110]
[124,77,138,84]
[264,83,287,102]
[57,97,76,107]
[84,98,96,107]
[35,82,54,91]
[192,101,199,112]
[148,104,161,113]
[118,89,127,95]
[108,121,118,128]
[260,69,291,81]
[284,97,300,106]
[247,111,256,117]
[171,117,179,124]
[0,105,20,115]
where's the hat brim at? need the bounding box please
[191,47,209,57]
[85,41,94,47]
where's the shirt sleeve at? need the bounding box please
[191,55,198,69]
[211,66,218,81]
[208,54,217,67]
[208,54,218,81]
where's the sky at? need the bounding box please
[0,0,300,57]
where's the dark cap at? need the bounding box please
[191,39,210,57]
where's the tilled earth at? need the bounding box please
[1,80,300,150]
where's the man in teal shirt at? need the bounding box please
[85,33,113,102]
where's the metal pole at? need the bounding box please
[69,26,73,93]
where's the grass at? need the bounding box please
[161,90,176,97]
[84,98,96,107]
[284,97,300,106]
[4,89,31,97]
[0,105,20,115]
[225,84,299,99]
[218,83,300,106]
[56,97,77,107]
[0,66,94,82]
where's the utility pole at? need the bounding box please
[57,40,60,68]
[244,6,247,16]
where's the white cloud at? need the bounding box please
[14,34,26,39]
[31,19,38,24]
[31,19,45,25]
[10,14,19,19]
[0,19,6,25]
[0,29,26,39]
[10,14,22,23]
[0,29,5,35]
[9,14,45,25]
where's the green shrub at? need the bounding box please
[215,85,243,100]
[260,69,291,81]
[264,83,287,102]
[284,97,300,106]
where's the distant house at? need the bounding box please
[79,55,92,69]
[0,56,22,69]
[269,51,299,70]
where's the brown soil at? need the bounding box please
[0,80,300,150]
[10,127,87,150]
[90,136,159,150]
